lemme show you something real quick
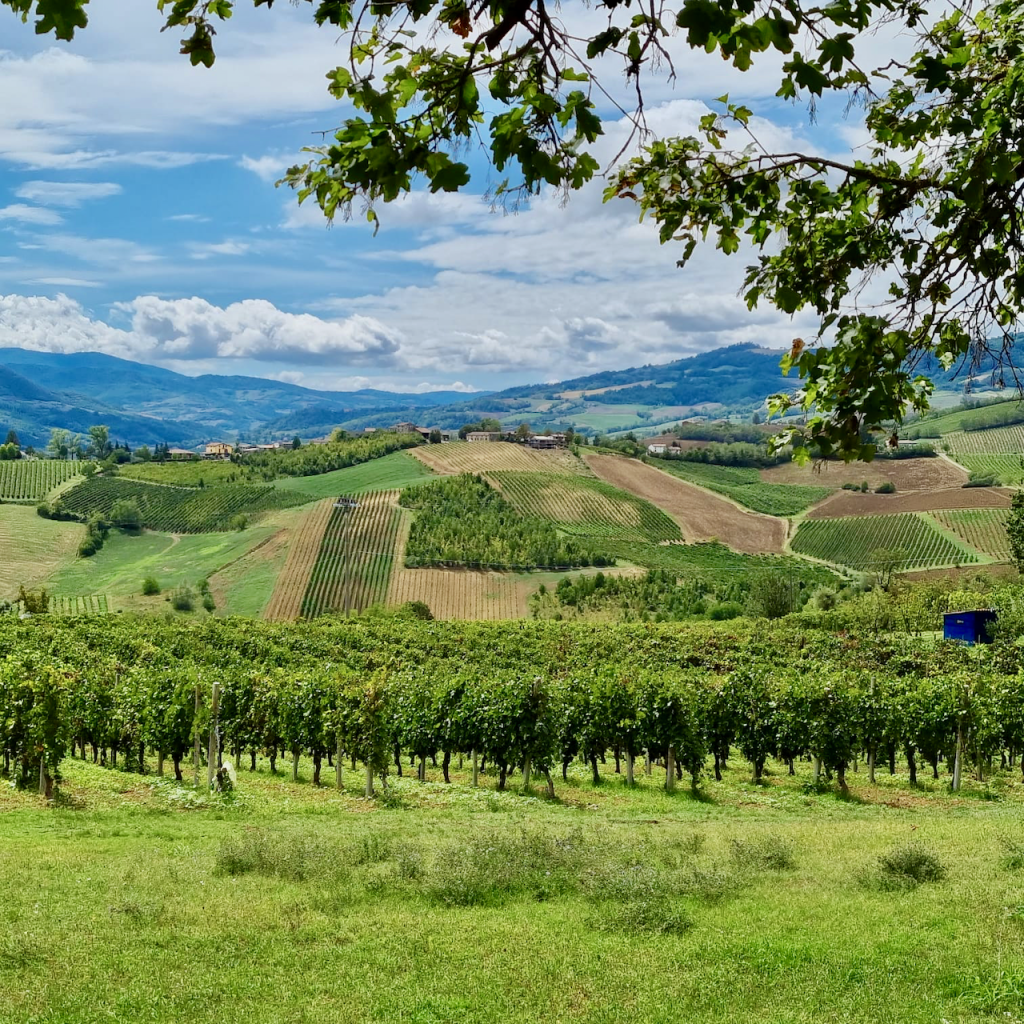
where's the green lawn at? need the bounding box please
[47,523,280,605]
[272,451,435,497]
[2,755,1023,1023]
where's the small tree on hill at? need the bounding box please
[5,429,18,447]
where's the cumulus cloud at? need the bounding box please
[14,181,123,206]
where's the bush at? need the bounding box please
[964,473,997,488]
[708,601,743,621]
[876,844,946,887]
[730,834,796,871]
[1001,836,1024,871]
[230,513,248,531]
[202,594,216,613]
[404,600,433,620]
[171,587,195,612]
[861,480,869,492]
[109,497,142,529]
[875,481,896,494]
[141,576,160,596]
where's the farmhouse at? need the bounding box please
[167,447,198,461]
[203,441,233,459]
[467,431,503,442]
[528,433,566,449]
[647,443,667,454]
[393,422,420,434]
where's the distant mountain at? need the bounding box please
[0,348,492,447]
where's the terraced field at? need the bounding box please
[585,453,787,554]
[932,509,1012,561]
[488,471,680,544]
[411,441,586,476]
[791,513,980,572]
[301,491,402,617]
[0,459,80,502]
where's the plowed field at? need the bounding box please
[387,567,526,619]
[761,456,966,491]
[584,453,786,554]
[807,486,1012,519]
[264,498,335,621]
[411,442,587,476]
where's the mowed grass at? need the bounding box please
[0,503,83,599]
[47,522,281,608]
[3,755,1024,1024]
[272,451,435,498]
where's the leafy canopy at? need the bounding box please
[12,0,1024,458]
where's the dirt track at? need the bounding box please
[807,486,1012,519]
[584,453,786,554]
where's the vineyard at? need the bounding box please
[119,460,249,487]
[48,594,110,615]
[264,499,336,620]
[0,459,80,502]
[488,471,680,543]
[655,459,832,516]
[57,477,315,533]
[945,424,1024,454]
[273,450,435,499]
[411,441,585,476]
[301,491,402,617]
[791,513,980,571]
[400,475,602,569]
[387,566,526,619]
[932,509,1012,561]
[949,453,1024,486]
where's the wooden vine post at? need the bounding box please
[625,750,635,786]
[867,676,876,784]
[471,749,479,787]
[206,682,220,792]
[665,745,676,793]
[364,758,374,798]
[336,733,344,790]
[645,749,652,776]
[193,683,202,788]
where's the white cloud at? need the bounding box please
[166,213,210,223]
[26,277,100,287]
[240,154,290,183]
[189,240,250,260]
[0,203,63,225]
[14,181,122,206]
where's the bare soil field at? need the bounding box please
[411,442,587,476]
[263,498,335,621]
[762,455,967,491]
[583,453,786,553]
[807,486,1012,519]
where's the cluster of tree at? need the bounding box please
[4,617,1022,799]
[399,474,607,569]
[238,431,422,480]
[657,442,789,469]
[457,418,503,439]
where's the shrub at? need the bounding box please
[1001,836,1024,871]
[877,844,946,887]
[404,600,433,620]
[964,473,997,488]
[230,513,248,531]
[202,594,216,613]
[860,480,869,492]
[811,586,837,611]
[730,834,795,871]
[708,601,743,621]
[601,897,692,935]
[171,587,195,612]
[874,481,896,494]
[141,576,160,596]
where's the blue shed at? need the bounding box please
[943,609,997,644]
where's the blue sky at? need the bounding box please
[0,0,889,394]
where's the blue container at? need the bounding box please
[943,609,997,644]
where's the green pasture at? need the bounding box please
[3,755,1024,1024]
[272,450,434,497]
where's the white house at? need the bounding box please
[647,443,667,454]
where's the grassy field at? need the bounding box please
[47,522,282,609]
[3,754,1024,1024]
[0,504,83,599]
[273,451,434,498]
[655,460,832,516]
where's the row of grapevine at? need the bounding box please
[489,471,680,543]
[387,567,524,619]
[953,454,1024,486]
[946,425,1024,454]
[50,595,109,616]
[0,460,80,502]
[3,635,1021,797]
[791,513,980,570]
[265,499,336,620]
[301,492,402,617]
[56,477,315,533]
[933,509,1012,561]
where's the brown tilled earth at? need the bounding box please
[584,452,786,554]
[411,442,586,476]
[807,485,1013,519]
[263,498,335,621]
[761,455,967,491]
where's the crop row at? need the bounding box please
[952,453,1024,486]
[0,460,80,502]
[933,509,1011,561]
[945,424,1024,455]
[56,477,314,533]
[302,492,401,617]
[791,513,979,571]
[489,471,680,543]
[5,633,1022,796]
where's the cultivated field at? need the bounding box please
[0,459,80,501]
[119,460,248,487]
[585,453,787,553]
[945,423,1024,454]
[0,504,83,599]
[949,454,1024,486]
[761,454,967,490]
[808,485,1012,519]
[791,513,979,571]
[388,566,527,618]
[489,471,680,544]
[263,498,336,621]
[302,491,401,617]
[932,509,1012,561]
[411,441,587,476]
[273,451,434,498]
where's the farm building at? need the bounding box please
[393,422,420,434]
[167,447,198,461]
[467,431,503,442]
[647,443,667,454]
[203,441,233,459]
[943,610,997,644]
[528,434,566,449]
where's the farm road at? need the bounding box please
[583,453,786,554]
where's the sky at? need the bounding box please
[0,0,898,395]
